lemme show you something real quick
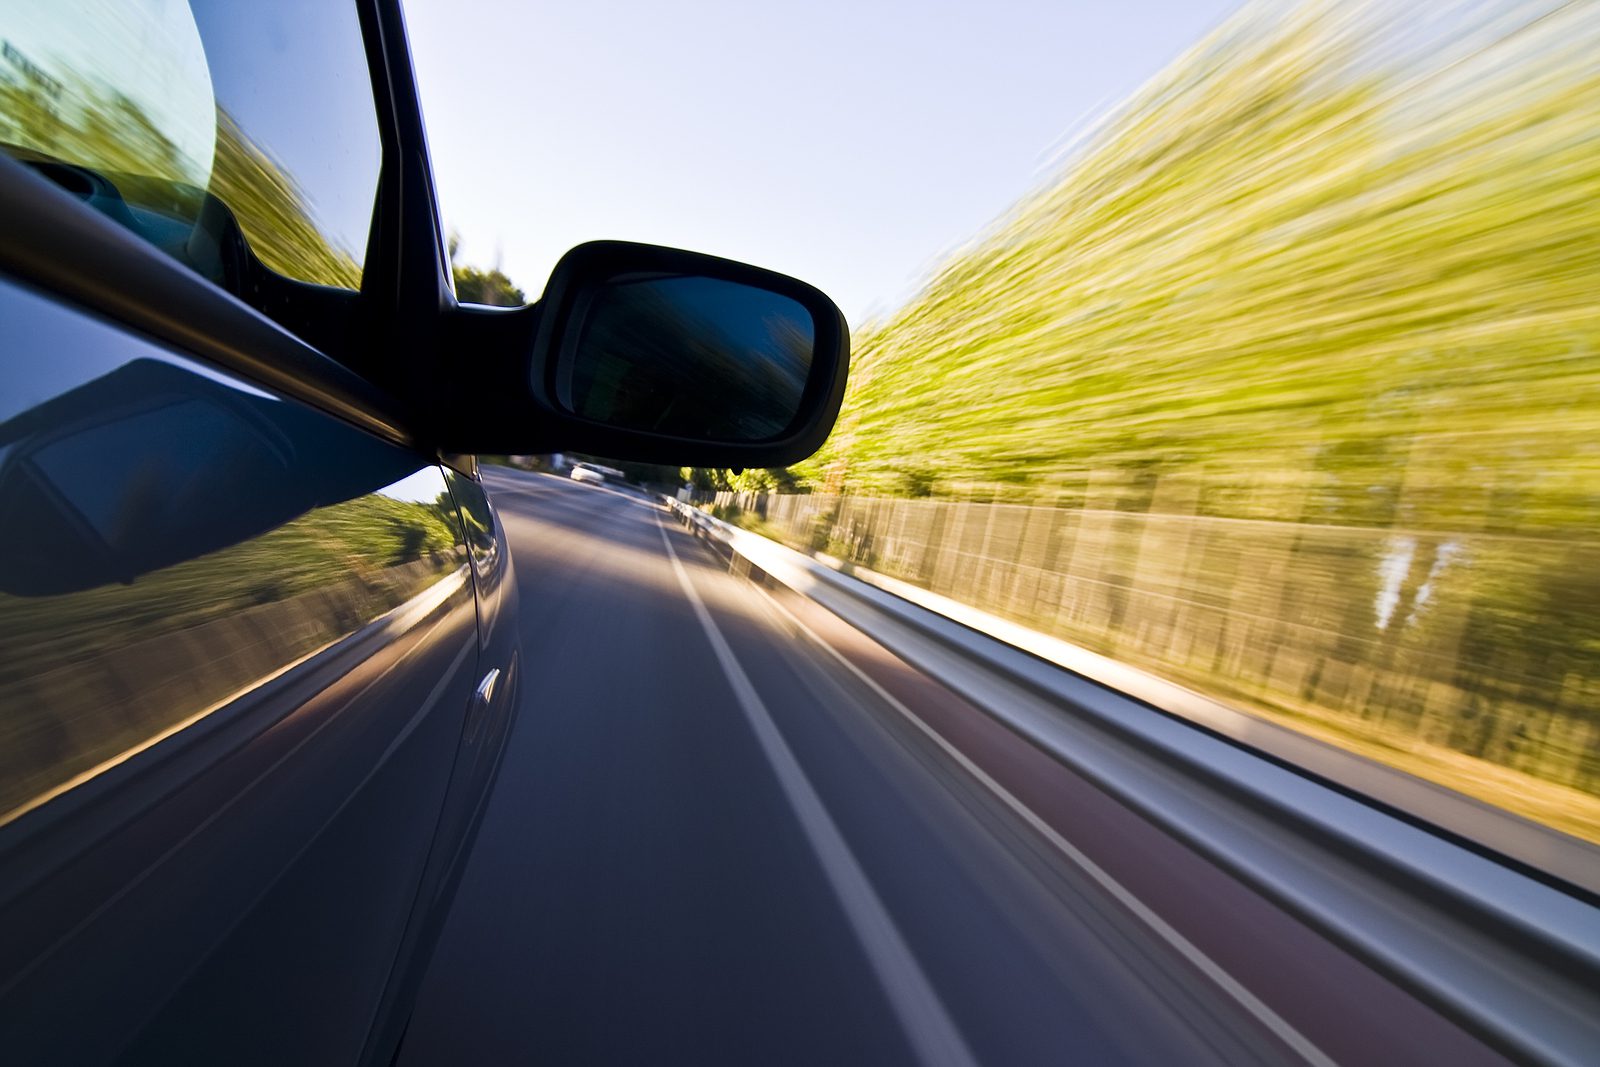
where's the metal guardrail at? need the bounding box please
[665,497,1600,1067]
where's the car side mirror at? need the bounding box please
[524,241,849,467]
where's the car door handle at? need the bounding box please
[466,667,501,742]
[475,667,501,707]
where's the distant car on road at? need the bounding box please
[570,463,607,486]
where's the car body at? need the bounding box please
[0,303,520,1064]
[570,463,608,486]
[0,1,847,1063]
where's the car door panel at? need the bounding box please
[0,276,483,1064]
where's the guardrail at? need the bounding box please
[702,489,1600,833]
[665,496,1600,1067]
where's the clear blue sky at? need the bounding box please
[406,0,1242,327]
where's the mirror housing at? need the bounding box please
[432,242,849,468]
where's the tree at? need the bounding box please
[448,233,525,307]
[679,467,805,493]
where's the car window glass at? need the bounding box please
[0,0,380,291]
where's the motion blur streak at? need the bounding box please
[736,567,1336,1067]
[690,0,1600,846]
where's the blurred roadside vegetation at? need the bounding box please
[797,0,1598,523]
[695,0,1600,840]
[449,232,525,307]
[694,0,1600,532]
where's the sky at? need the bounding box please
[405,0,1244,327]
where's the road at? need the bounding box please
[399,469,1506,1066]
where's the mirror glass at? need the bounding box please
[558,274,816,442]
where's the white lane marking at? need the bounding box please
[655,516,977,1067]
[747,580,1339,1067]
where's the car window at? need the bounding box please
[0,0,380,291]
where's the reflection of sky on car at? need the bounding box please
[189,0,381,263]
[0,0,215,184]
[0,287,274,427]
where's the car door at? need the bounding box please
[0,0,496,1062]
[0,283,486,1064]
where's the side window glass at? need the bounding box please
[0,0,381,292]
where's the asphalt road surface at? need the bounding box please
[399,469,1506,1066]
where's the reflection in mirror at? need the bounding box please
[559,274,815,443]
